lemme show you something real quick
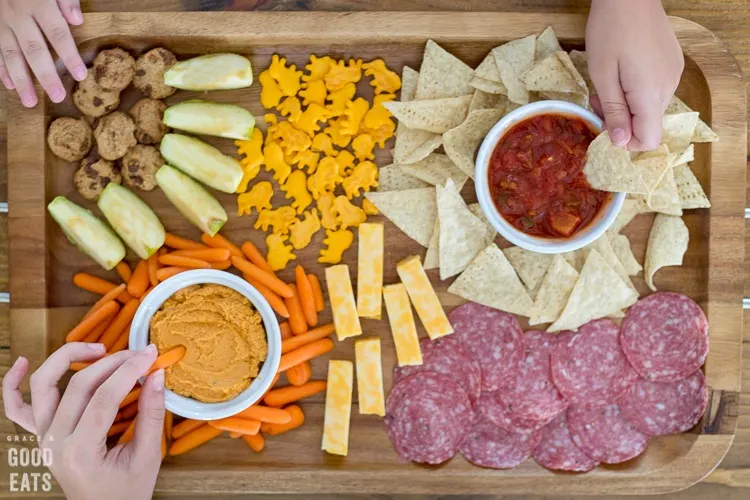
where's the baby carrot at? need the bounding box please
[208,417,261,435]
[279,322,292,340]
[83,316,114,343]
[107,419,133,437]
[277,338,334,373]
[260,405,305,436]
[65,301,120,343]
[115,261,132,283]
[161,432,167,459]
[164,411,173,442]
[157,266,190,281]
[146,346,186,376]
[229,431,243,439]
[172,418,203,440]
[241,241,275,275]
[84,284,127,319]
[171,248,231,262]
[242,433,265,452]
[280,324,335,354]
[118,417,137,444]
[127,261,150,298]
[147,253,160,287]
[231,257,293,298]
[210,260,232,270]
[201,233,243,258]
[114,410,123,423]
[245,275,289,318]
[98,299,140,350]
[287,361,312,386]
[107,324,132,354]
[295,266,318,327]
[158,254,211,269]
[120,401,138,421]
[120,387,141,409]
[74,273,133,302]
[69,361,94,371]
[169,424,222,456]
[307,273,325,312]
[263,381,327,408]
[284,285,308,335]
[165,232,206,250]
[234,405,292,424]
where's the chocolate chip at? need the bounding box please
[85,164,97,176]
[95,65,107,79]
[135,69,146,77]
[144,84,152,96]
[141,133,152,143]
[93,97,103,107]
[128,162,139,173]
[101,177,111,188]
[160,50,176,65]
[132,175,143,185]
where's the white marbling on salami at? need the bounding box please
[567,404,649,464]
[459,412,540,469]
[533,412,599,472]
[477,390,546,433]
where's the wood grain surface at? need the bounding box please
[0,1,749,499]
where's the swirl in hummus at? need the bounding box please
[150,284,268,403]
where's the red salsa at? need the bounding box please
[488,113,609,238]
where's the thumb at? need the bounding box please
[590,65,632,147]
[57,1,84,26]
[131,369,165,461]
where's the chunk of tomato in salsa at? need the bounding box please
[488,113,609,238]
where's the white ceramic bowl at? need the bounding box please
[130,269,282,420]
[475,100,625,254]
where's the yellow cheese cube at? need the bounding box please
[325,264,362,341]
[396,255,454,339]
[356,223,384,319]
[354,337,385,416]
[383,283,423,366]
[322,359,353,456]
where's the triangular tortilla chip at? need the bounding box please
[609,233,642,276]
[468,203,497,244]
[529,254,579,326]
[469,90,508,112]
[377,165,430,191]
[548,249,638,332]
[424,219,440,270]
[580,234,635,291]
[584,133,645,193]
[666,96,718,143]
[608,197,649,235]
[472,53,506,94]
[674,163,710,209]
[535,26,562,62]
[470,75,507,95]
[540,90,592,110]
[393,67,445,165]
[365,188,436,247]
[400,65,419,102]
[633,149,676,196]
[400,153,469,190]
[645,168,682,216]
[672,143,695,166]
[562,249,584,271]
[437,179,493,279]
[522,51,582,94]
[645,214,689,291]
[416,40,474,100]
[503,246,553,292]
[662,112,699,155]
[384,95,471,134]
[492,35,536,105]
[444,109,503,178]
[447,243,535,317]
[568,50,594,94]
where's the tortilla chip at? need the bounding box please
[540,90,592,110]
[662,112,700,154]
[377,165,430,191]
[645,214,689,291]
[633,149,676,196]
[522,51,582,94]
[468,203,497,243]
[492,35,536,105]
[384,95,471,134]
[568,50,594,94]
[608,197,649,235]
[666,96,718,143]
[645,168,683,216]
[400,153,469,190]
[529,255,578,326]
[365,187,436,246]
[437,179,493,279]
[584,133,645,193]
[469,90,508,112]
[548,249,639,332]
[580,235,635,291]
[416,40,474,100]
[535,26,562,62]
[423,219,440,270]
[503,246,553,292]
[673,143,695,166]
[470,75,508,95]
[674,163,710,209]
[472,54,506,94]
[562,250,584,271]
[393,66,445,164]
[609,233,642,276]
[400,65,419,102]
[447,243,535,317]
[444,109,504,178]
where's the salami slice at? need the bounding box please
[620,292,708,382]
[498,330,568,425]
[620,370,708,436]
[533,412,599,472]
[567,404,649,464]
[477,390,545,433]
[551,319,637,407]
[393,336,482,407]
[385,372,473,464]
[449,302,525,391]
[459,412,540,469]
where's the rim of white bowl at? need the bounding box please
[129,269,282,420]
[475,100,626,254]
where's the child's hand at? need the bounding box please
[586,0,683,150]
[2,343,164,500]
[0,0,87,107]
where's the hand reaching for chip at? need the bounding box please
[585,0,683,151]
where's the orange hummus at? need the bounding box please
[150,284,267,403]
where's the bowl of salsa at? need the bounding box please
[475,100,625,254]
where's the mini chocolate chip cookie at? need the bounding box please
[92,48,135,92]
[73,72,120,118]
[47,117,93,162]
[74,158,122,201]
[134,47,177,99]
[121,144,164,191]
[128,98,168,144]
[93,111,138,161]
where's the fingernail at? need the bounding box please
[49,86,66,103]
[12,356,25,368]
[610,128,628,146]
[70,7,83,25]
[2,76,14,90]
[72,65,87,81]
[87,343,105,351]
[20,93,37,108]
[151,369,165,391]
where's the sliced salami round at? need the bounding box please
[477,390,545,433]
[459,412,540,469]
[498,330,568,425]
[393,336,482,407]
[551,319,638,407]
[385,372,473,464]
[620,292,708,382]
[567,404,649,464]
[449,302,525,391]
[533,412,599,472]
[620,370,708,436]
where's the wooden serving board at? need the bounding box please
[6,12,746,495]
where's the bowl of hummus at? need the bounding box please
[130,269,282,420]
